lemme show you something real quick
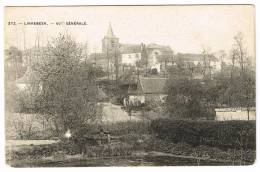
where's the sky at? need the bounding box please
[4,5,255,60]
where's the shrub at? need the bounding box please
[150,119,256,149]
[73,121,150,137]
[104,121,150,135]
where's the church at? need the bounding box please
[88,23,174,78]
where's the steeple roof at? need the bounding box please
[105,22,115,38]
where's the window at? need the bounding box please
[135,53,139,58]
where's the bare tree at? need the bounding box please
[228,32,255,119]
[201,47,212,79]
[219,50,226,71]
[233,32,247,77]
[230,48,238,79]
[81,41,89,63]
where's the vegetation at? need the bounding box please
[31,34,101,135]
[165,78,216,119]
[5,46,26,81]
[4,34,103,137]
[165,32,255,119]
[6,119,256,165]
[144,138,255,165]
[151,119,255,149]
[5,31,256,166]
[72,121,150,140]
[6,141,132,162]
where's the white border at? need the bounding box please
[0,1,259,172]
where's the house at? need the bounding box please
[126,77,167,106]
[146,43,174,73]
[215,107,256,121]
[88,53,113,72]
[120,44,142,66]
[175,53,221,73]
[120,43,174,73]
[88,23,174,76]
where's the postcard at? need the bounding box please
[4,5,255,167]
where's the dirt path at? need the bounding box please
[101,102,141,122]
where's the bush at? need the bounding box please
[105,121,150,135]
[142,136,255,163]
[150,119,256,149]
[165,78,216,119]
[73,121,150,137]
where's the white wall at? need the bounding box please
[129,95,145,104]
[121,53,141,66]
[215,108,256,121]
[149,49,161,67]
[211,61,222,71]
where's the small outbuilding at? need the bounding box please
[126,77,167,106]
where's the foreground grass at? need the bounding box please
[5,118,256,166]
[7,151,235,167]
[6,135,255,167]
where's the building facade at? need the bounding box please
[126,77,167,106]
[89,23,174,77]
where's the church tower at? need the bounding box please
[102,22,119,53]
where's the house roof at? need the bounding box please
[146,43,172,50]
[175,53,218,62]
[139,77,167,94]
[119,44,141,54]
[146,43,174,62]
[104,22,117,39]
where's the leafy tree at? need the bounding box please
[32,34,99,134]
[5,82,20,112]
[165,32,255,120]
[165,78,215,119]
[228,70,255,108]
[92,65,106,78]
[5,46,26,81]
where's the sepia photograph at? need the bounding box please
[3,5,256,167]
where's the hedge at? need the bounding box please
[74,121,150,137]
[150,119,256,149]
